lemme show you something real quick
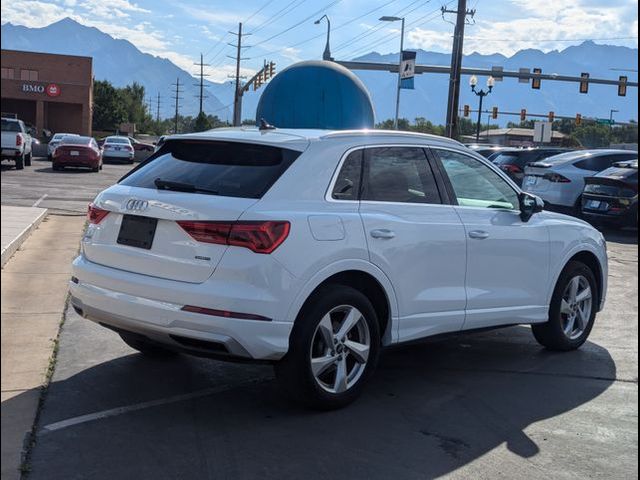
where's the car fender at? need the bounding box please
[545,235,607,309]
[284,258,400,344]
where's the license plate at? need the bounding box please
[525,176,538,186]
[70,150,80,156]
[587,200,601,209]
[117,215,157,250]
[115,146,121,151]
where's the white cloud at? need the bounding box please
[0,1,73,27]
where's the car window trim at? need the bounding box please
[429,146,522,212]
[326,143,452,206]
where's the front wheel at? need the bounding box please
[532,261,597,351]
[275,286,380,410]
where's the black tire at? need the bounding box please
[47,154,52,161]
[25,153,32,166]
[15,155,24,170]
[532,261,597,351]
[275,285,381,410]
[52,164,62,171]
[92,166,99,172]
[119,333,178,358]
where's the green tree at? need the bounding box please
[92,80,127,131]
[193,112,213,132]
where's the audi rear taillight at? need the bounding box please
[543,172,571,183]
[177,220,290,254]
[87,203,110,224]
[16,135,22,147]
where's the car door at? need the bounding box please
[357,146,467,341]
[433,148,550,330]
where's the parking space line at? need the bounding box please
[32,194,48,207]
[38,378,267,435]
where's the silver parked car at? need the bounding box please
[523,149,638,214]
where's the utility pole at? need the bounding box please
[156,92,161,122]
[443,1,475,139]
[193,53,210,115]
[228,23,250,126]
[170,77,183,134]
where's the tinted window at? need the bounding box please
[574,154,637,172]
[362,147,441,204]
[120,140,301,199]
[438,150,519,210]
[1,119,21,132]
[60,136,92,145]
[106,137,130,144]
[332,150,362,200]
[492,153,521,165]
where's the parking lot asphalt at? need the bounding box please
[1,157,135,214]
[14,229,637,479]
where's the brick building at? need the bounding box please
[1,49,92,136]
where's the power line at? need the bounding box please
[193,53,210,114]
[170,77,184,134]
[249,0,308,35]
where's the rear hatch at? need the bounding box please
[83,138,303,283]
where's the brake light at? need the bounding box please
[543,172,571,183]
[16,135,22,147]
[87,203,110,224]
[125,146,134,152]
[177,220,290,254]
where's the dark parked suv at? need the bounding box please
[490,148,568,186]
[582,159,638,228]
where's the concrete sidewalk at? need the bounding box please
[1,215,85,480]
[1,206,48,267]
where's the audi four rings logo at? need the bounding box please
[125,199,149,211]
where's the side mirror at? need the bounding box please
[519,192,544,222]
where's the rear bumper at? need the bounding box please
[53,156,99,168]
[103,152,134,160]
[69,255,295,361]
[1,148,22,158]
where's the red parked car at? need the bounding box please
[52,136,103,172]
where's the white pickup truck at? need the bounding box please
[1,117,33,170]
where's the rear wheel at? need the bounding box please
[15,155,24,170]
[52,164,62,171]
[25,153,32,166]
[119,333,178,358]
[92,165,99,172]
[275,286,380,410]
[532,261,597,351]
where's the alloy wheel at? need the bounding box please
[309,305,371,394]
[560,275,593,340]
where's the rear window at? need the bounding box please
[575,154,637,172]
[60,136,92,145]
[492,153,521,165]
[119,140,301,199]
[1,119,22,132]
[106,137,130,144]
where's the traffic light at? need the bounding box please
[579,72,589,94]
[532,68,542,89]
[254,74,262,90]
[548,111,555,123]
[269,61,276,78]
[463,104,470,117]
[618,75,628,97]
[576,113,582,126]
[492,106,498,119]
[520,109,526,122]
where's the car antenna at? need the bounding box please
[258,118,276,131]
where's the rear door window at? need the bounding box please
[361,147,442,204]
[119,140,301,199]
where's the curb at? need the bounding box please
[1,209,48,268]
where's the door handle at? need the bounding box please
[468,230,490,240]
[370,229,396,239]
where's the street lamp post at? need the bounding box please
[380,16,405,130]
[470,75,495,142]
[314,15,333,61]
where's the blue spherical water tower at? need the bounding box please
[255,60,375,130]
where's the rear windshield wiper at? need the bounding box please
[154,178,218,195]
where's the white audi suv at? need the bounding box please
[70,128,608,409]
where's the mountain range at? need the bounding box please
[1,18,637,125]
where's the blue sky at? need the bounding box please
[2,0,638,82]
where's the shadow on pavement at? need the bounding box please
[602,227,638,245]
[3,325,618,480]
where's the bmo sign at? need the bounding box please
[21,83,62,97]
